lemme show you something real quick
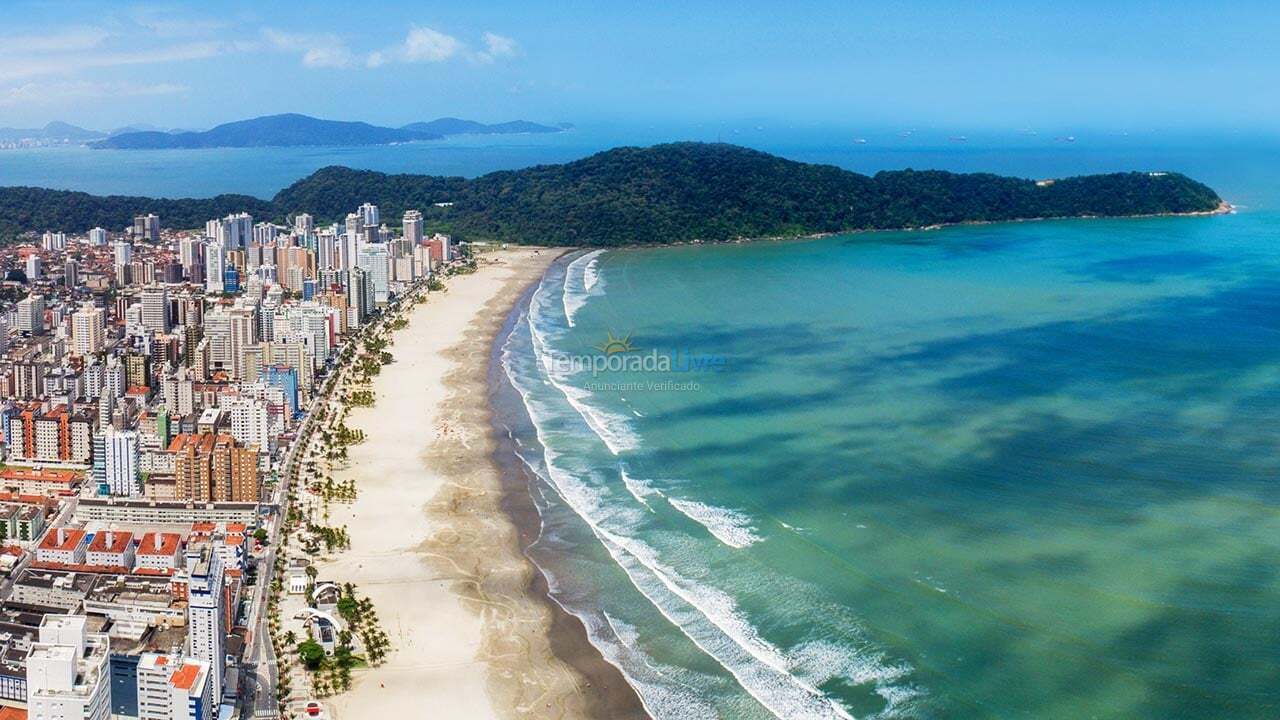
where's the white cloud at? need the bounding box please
[1,27,110,54]
[0,41,225,83]
[367,25,462,67]
[476,32,518,63]
[264,28,355,69]
[401,26,462,62]
[303,46,354,69]
[0,14,242,85]
[0,80,186,108]
[368,26,519,68]
[128,12,230,40]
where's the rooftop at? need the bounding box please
[136,531,182,556]
[87,530,134,554]
[0,468,76,485]
[38,527,86,552]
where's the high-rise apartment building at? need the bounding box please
[17,294,46,335]
[225,397,269,451]
[170,433,259,502]
[103,427,141,496]
[185,547,225,702]
[356,244,389,304]
[204,242,225,294]
[141,285,171,333]
[72,302,105,355]
[136,654,214,720]
[114,240,133,267]
[134,214,160,243]
[403,209,424,244]
[26,615,112,720]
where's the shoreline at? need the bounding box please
[487,278,650,719]
[626,199,1236,249]
[320,247,644,720]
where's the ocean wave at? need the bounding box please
[620,465,663,510]
[594,530,856,720]
[668,498,764,549]
[502,286,910,720]
[521,427,855,717]
[596,612,723,720]
[789,640,923,719]
[583,251,603,291]
[562,248,605,327]
[528,267,640,454]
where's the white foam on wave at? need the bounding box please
[508,414,854,716]
[502,286,917,720]
[594,529,856,720]
[505,353,854,716]
[789,640,923,718]
[668,498,763,549]
[619,465,662,511]
[529,269,639,455]
[583,252,603,291]
[591,611,720,720]
[562,249,605,327]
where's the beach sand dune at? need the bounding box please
[321,248,645,720]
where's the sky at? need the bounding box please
[0,1,1277,134]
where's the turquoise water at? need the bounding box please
[499,205,1280,718]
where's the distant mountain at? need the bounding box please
[93,114,442,150]
[0,143,1224,245]
[272,143,1225,245]
[108,124,169,136]
[92,113,565,150]
[0,122,105,143]
[400,117,563,136]
[107,124,198,136]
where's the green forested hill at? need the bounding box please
[0,143,1223,245]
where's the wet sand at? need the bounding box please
[322,247,646,720]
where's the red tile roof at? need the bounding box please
[38,528,85,551]
[0,468,76,485]
[137,532,182,556]
[88,531,134,553]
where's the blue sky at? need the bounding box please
[0,1,1275,133]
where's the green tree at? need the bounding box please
[297,639,325,671]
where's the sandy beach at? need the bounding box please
[319,247,645,720]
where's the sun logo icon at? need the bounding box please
[595,331,636,355]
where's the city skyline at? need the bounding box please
[2,1,1279,133]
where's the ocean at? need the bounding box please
[490,139,1280,718]
[9,127,1279,718]
[0,124,1272,204]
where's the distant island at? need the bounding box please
[0,142,1224,244]
[0,122,110,147]
[90,113,566,150]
